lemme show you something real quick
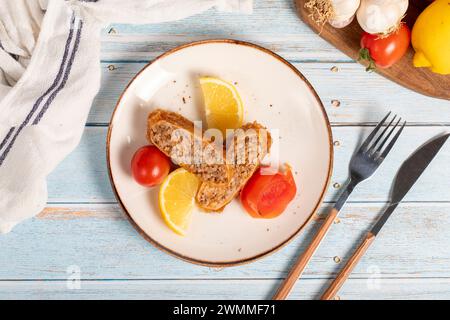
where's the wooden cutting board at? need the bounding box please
[295,0,450,100]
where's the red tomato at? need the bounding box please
[131,145,170,187]
[360,23,411,70]
[240,165,297,219]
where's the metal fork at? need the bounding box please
[273,112,406,300]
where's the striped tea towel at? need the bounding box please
[0,0,252,233]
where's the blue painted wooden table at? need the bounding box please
[1,0,450,299]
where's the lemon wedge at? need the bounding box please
[199,77,243,135]
[159,168,200,236]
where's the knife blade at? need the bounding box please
[321,133,449,300]
[371,133,450,235]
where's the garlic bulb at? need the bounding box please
[328,0,361,28]
[305,0,360,28]
[357,0,408,34]
[329,11,356,28]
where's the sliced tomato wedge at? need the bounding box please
[241,165,297,219]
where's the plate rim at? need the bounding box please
[106,39,334,267]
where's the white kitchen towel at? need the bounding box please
[0,0,252,233]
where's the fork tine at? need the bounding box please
[373,117,402,154]
[376,120,406,162]
[359,111,392,152]
[368,114,397,154]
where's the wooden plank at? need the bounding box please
[3,0,447,301]
[89,62,450,125]
[100,34,348,63]
[1,202,450,279]
[46,126,450,203]
[295,0,450,100]
[99,0,348,62]
[0,278,449,299]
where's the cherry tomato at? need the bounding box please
[240,165,297,219]
[131,145,170,187]
[360,23,411,70]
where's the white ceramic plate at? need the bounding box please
[107,40,333,266]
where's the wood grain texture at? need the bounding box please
[2,203,450,280]
[321,232,376,300]
[100,34,348,63]
[2,0,450,299]
[90,62,450,125]
[46,126,450,203]
[100,0,345,62]
[274,207,340,299]
[295,0,450,100]
[0,278,449,300]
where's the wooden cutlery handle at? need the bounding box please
[273,207,340,300]
[321,232,376,300]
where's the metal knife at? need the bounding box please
[321,133,450,300]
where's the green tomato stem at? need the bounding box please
[358,48,377,72]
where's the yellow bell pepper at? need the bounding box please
[411,0,450,75]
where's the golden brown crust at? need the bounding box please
[147,109,194,138]
[147,109,230,184]
[196,122,272,211]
